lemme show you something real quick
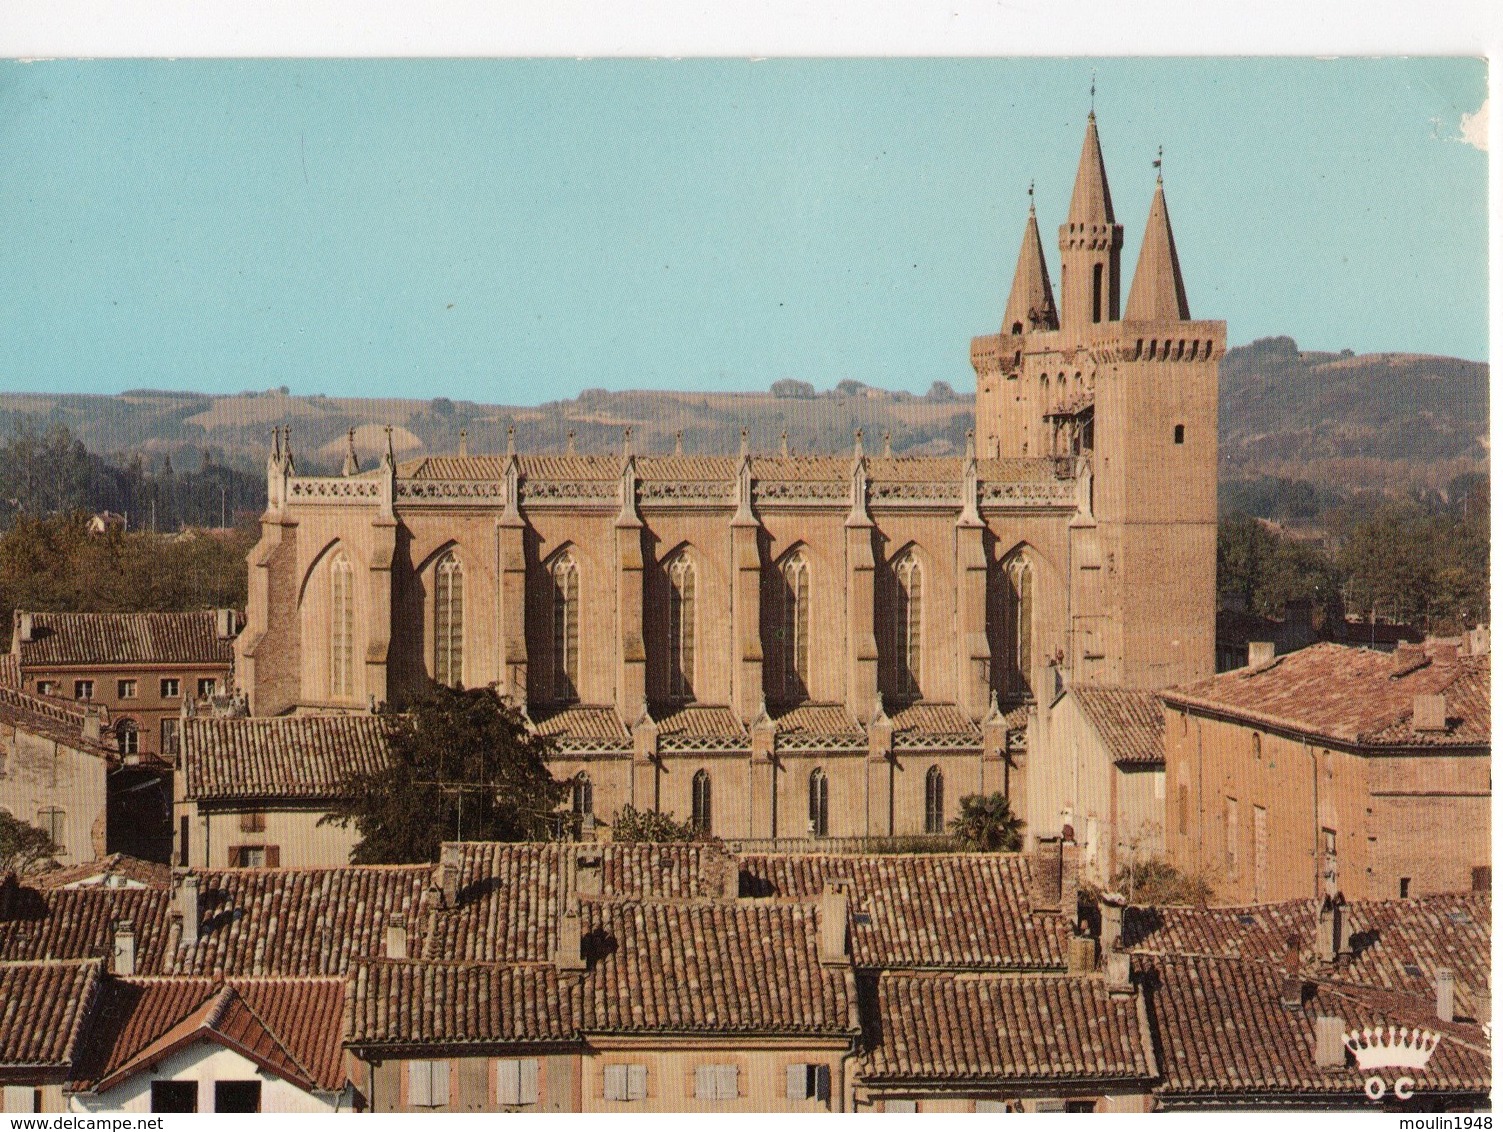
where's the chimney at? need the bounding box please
[17,612,33,644]
[1279,935,1303,1009]
[1248,641,1276,667]
[82,706,103,744]
[113,919,136,976]
[1316,897,1336,964]
[576,847,603,897]
[439,844,460,909]
[1060,836,1080,921]
[1436,967,1455,1022]
[1413,694,1447,733]
[216,608,237,640]
[1314,1015,1346,1068]
[177,874,199,947]
[1099,891,1126,952]
[385,915,408,960]
[819,881,851,966]
[1030,836,1064,912]
[1066,933,1096,975]
[553,905,587,971]
[1427,642,1459,666]
[1334,893,1354,961]
[1105,950,1133,996]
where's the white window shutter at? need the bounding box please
[627,1064,647,1101]
[430,1061,450,1107]
[717,1065,738,1099]
[497,1060,520,1106]
[519,1059,539,1106]
[603,1065,626,1102]
[786,1064,806,1100]
[408,1061,431,1107]
[695,1066,716,1100]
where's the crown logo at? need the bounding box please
[1343,1026,1441,1071]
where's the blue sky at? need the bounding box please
[0,58,1487,403]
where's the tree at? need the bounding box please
[1109,858,1214,906]
[609,804,702,843]
[770,378,816,399]
[322,684,567,864]
[0,808,59,875]
[948,792,1024,852]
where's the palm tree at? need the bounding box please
[948,792,1024,852]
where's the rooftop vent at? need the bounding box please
[1412,694,1448,732]
[1247,641,1276,667]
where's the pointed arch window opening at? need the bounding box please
[330,552,355,699]
[924,765,944,835]
[434,551,464,688]
[996,554,1033,704]
[691,769,712,834]
[552,554,580,704]
[572,772,593,817]
[890,552,922,702]
[778,553,811,704]
[808,768,829,838]
[667,555,696,703]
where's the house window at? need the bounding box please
[572,772,593,818]
[1174,424,1185,444]
[434,551,464,687]
[330,552,355,698]
[197,677,217,699]
[231,845,278,868]
[35,681,54,697]
[116,719,139,755]
[178,815,190,868]
[667,554,696,701]
[691,769,712,834]
[495,1058,540,1107]
[889,551,922,699]
[1225,797,1239,879]
[161,718,180,757]
[778,551,811,701]
[214,1082,261,1113]
[160,677,180,698]
[990,552,1033,702]
[603,1064,647,1102]
[1176,786,1188,837]
[924,765,944,834]
[1066,1100,1098,1113]
[117,679,137,699]
[695,1065,739,1101]
[1251,732,1262,760]
[808,768,828,838]
[240,811,266,833]
[74,679,94,701]
[150,1081,197,1113]
[1400,877,1411,899]
[551,553,580,703]
[1091,262,1104,323]
[38,807,64,852]
[786,1064,830,1102]
[407,1060,451,1108]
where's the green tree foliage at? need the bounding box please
[1216,513,1341,622]
[323,684,567,864]
[609,804,703,843]
[0,514,255,629]
[0,808,60,875]
[1339,495,1489,631]
[948,792,1024,852]
[1110,858,1214,907]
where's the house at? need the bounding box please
[0,959,104,1113]
[1161,641,1490,903]
[1028,683,1166,884]
[176,714,390,868]
[10,610,240,760]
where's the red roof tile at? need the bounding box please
[530,704,629,745]
[768,703,863,738]
[14,611,237,669]
[1071,686,1165,766]
[31,855,171,891]
[0,683,116,758]
[1163,642,1490,748]
[182,714,391,802]
[0,883,171,969]
[0,959,103,1067]
[346,959,572,1047]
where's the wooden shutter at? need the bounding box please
[717,1065,738,1099]
[786,1064,807,1100]
[265,845,280,868]
[626,1064,647,1101]
[519,1058,539,1105]
[408,1061,432,1107]
[603,1065,627,1102]
[430,1061,450,1107]
[497,1060,520,1106]
[695,1066,717,1100]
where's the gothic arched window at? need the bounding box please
[891,551,922,700]
[990,551,1033,703]
[691,769,712,834]
[572,772,593,817]
[551,553,579,703]
[924,765,944,834]
[667,554,696,701]
[434,551,464,687]
[808,768,829,838]
[330,552,355,699]
[778,552,811,702]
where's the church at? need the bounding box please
[234,112,1224,853]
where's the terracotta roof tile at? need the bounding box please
[0,959,103,1067]
[31,855,171,891]
[1071,686,1165,766]
[768,703,864,738]
[1163,643,1490,748]
[0,683,115,758]
[651,704,746,739]
[182,715,391,802]
[738,854,1067,970]
[0,652,18,688]
[862,972,1154,1083]
[887,702,980,742]
[14,611,237,669]
[347,959,573,1046]
[0,883,171,969]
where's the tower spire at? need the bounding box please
[1058,112,1123,331]
[1066,111,1115,226]
[1124,176,1191,321]
[1002,191,1058,335]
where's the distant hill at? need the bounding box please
[1,338,1486,495]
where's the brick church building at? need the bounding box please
[234,113,1224,848]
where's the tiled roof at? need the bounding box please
[347,959,572,1046]
[0,683,115,757]
[1163,642,1490,748]
[74,976,347,1094]
[861,972,1154,1084]
[422,843,738,963]
[530,704,630,747]
[1071,686,1165,766]
[31,855,171,891]
[182,714,391,802]
[1140,954,1490,1100]
[580,899,857,1036]
[768,703,864,738]
[0,652,18,688]
[738,854,1067,970]
[0,959,103,1067]
[0,883,172,969]
[887,702,981,743]
[651,704,747,739]
[14,610,237,669]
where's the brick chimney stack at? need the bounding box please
[177,874,199,947]
[1314,1015,1346,1067]
[439,843,461,909]
[1279,935,1303,1009]
[113,919,136,976]
[1248,641,1276,667]
[1436,968,1455,1022]
[819,881,852,966]
[1413,694,1448,733]
[385,915,408,960]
